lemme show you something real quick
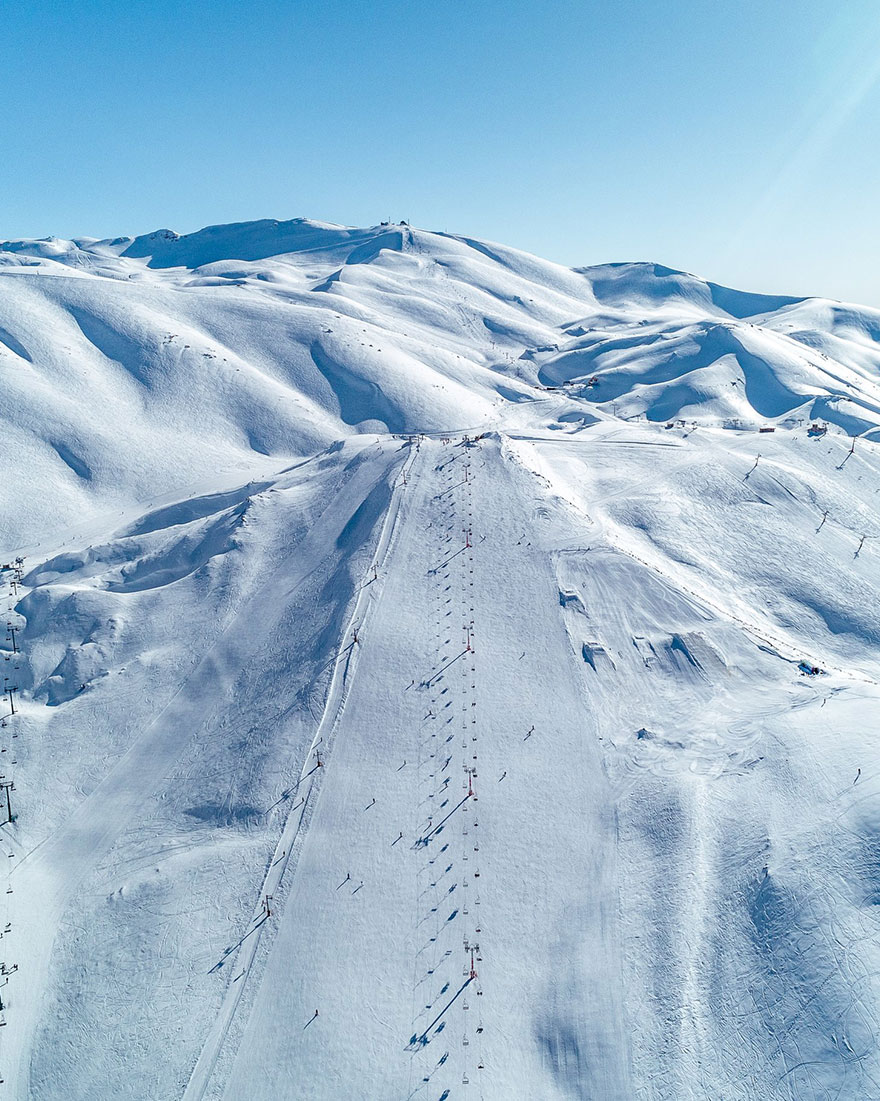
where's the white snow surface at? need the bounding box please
[2,219,880,1100]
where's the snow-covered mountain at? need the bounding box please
[2,219,880,1100]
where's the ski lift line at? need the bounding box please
[456,445,485,1089]
[410,441,482,1092]
[411,446,456,1089]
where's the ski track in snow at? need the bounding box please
[181,441,416,1100]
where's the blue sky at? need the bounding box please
[3,1,880,304]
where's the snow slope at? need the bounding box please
[2,220,880,1100]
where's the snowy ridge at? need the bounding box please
[3,221,880,552]
[1,220,880,1099]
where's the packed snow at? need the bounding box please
[1,218,880,1099]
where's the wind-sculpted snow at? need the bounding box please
[2,219,880,1100]
[538,306,880,434]
[3,220,880,549]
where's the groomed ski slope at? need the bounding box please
[1,220,880,1099]
[195,435,630,1101]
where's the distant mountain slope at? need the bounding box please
[3,219,880,547]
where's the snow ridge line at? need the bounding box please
[181,439,420,1101]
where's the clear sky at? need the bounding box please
[3,1,880,305]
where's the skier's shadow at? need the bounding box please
[208,912,268,973]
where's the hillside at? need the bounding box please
[1,220,880,1100]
